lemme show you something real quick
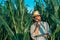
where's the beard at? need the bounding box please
[35,18,41,22]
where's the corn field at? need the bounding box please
[0,0,60,40]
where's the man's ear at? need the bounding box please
[32,18,35,22]
[32,18,34,20]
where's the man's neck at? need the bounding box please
[36,21,41,26]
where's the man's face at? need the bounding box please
[34,15,41,22]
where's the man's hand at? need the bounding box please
[43,33,50,38]
[44,34,48,38]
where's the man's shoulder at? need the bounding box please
[41,21,49,27]
[30,23,36,30]
[31,23,36,26]
[41,21,48,24]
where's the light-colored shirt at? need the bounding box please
[30,21,51,40]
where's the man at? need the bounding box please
[30,10,51,40]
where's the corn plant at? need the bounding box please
[0,0,60,40]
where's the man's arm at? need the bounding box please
[30,24,36,39]
[44,22,52,38]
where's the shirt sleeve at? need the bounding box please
[44,22,52,36]
[30,24,36,40]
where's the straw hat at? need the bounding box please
[32,11,40,17]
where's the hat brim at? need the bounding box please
[32,14,41,17]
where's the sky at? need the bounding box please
[24,0,46,13]
[0,0,6,5]
[0,0,35,13]
[0,0,46,13]
[24,0,35,13]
